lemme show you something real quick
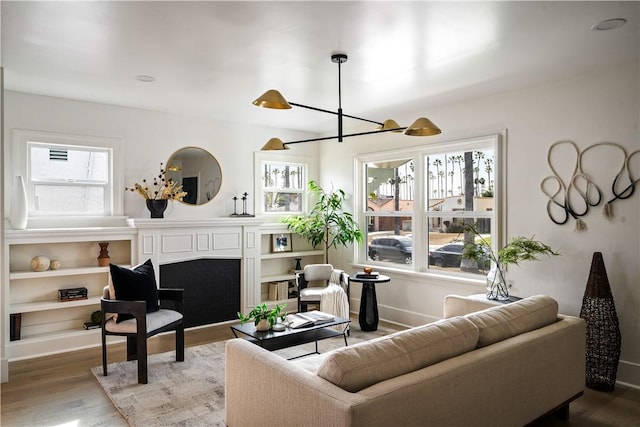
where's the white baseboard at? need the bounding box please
[617,359,640,389]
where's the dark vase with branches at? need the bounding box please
[282,181,363,264]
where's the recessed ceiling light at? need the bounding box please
[591,18,627,31]
[136,75,156,82]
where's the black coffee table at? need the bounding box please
[230,316,350,359]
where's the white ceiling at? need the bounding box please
[2,1,638,134]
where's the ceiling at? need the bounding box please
[2,1,638,135]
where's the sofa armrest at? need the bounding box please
[225,339,365,427]
[443,294,499,318]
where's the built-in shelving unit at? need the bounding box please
[3,228,137,360]
[259,224,324,311]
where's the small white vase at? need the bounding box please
[486,263,509,300]
[10,176,28,230]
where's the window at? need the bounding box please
[254,151,314,216]
[12,130,123,217]
[357,134,502,279]
[261,161,305,213]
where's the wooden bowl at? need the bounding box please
[363,266,374,274]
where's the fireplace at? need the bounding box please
[160,258,240,328]
[127,217,262,326]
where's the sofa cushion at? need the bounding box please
[316,316,479,392]
[465,295,558,347]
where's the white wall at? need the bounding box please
[319,61,640,388]
[3,91,319,220]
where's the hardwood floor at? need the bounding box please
[2,323,639,426]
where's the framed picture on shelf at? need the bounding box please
[272,233,292,253]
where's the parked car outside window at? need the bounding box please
[368,236,413,264]
[429,242,490,269]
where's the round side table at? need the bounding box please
[348,274,391,331]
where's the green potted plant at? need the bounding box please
[463,225,560,300]
[282,180,363,264]
[237,303,287,331]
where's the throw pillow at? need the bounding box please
[109,259,160,323]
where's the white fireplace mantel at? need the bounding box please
[127,217,264,313]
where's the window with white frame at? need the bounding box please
[254,151,312,216]
[357,134,502,278]
[13,130,123,217]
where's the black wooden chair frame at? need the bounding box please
[101,288,184,384]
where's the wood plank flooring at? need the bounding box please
[2,322,639,426]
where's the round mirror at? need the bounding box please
[166,147,222,205]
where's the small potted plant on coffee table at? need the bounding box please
[237,303,287,331]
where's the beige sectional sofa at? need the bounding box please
[225,295,585,427]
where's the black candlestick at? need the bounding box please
[229,196,239,217]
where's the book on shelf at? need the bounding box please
[83,322,100,330]
[58,287,88,301]
[268,281,290,301]
[287,311,334,329]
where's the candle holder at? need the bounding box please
[238,192,255,217]
[229,196,239,217]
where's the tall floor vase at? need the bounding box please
[10,176,28,230]
[579,252,621,391]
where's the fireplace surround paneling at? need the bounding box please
[127,218,262,321]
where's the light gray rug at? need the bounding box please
[92,326,394,426]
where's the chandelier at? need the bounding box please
[254,53,441,150]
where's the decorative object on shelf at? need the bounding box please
[283,180,363,264]
[58,287,88,301]
[97,242,111,266]
[294,258,302,270]
[239,192,255,217]
[146,199,168,218]
[30,256,50,272]
[255,53,441,151]
[10,313,21,341]
[580,252,621,392]
[237,303,287,331]
[125,162,187,217]
[229,196,239,217]
[463,224,559,300]
[49,259,62,270]
[272,233,292,253]
[541,140,639,232]
[10,175,28,230]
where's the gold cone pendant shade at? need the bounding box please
[376,119,404,132]
[404,117,442,136]
[261,137,289,150]
[253,90,291,109]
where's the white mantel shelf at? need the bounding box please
[127,217,264,229]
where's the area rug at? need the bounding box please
[92,326,394,426]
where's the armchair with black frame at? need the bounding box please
[295,264,350,315]
[100,260,185,384]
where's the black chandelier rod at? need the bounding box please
[288,101,384,127]
[283,126,406,146]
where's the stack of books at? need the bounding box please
[58,287,88,301]
[355,271,380,279]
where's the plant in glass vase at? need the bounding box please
[463,224,560,300]
[125,162,187,218]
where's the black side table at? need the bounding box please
[349,274,391,331]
